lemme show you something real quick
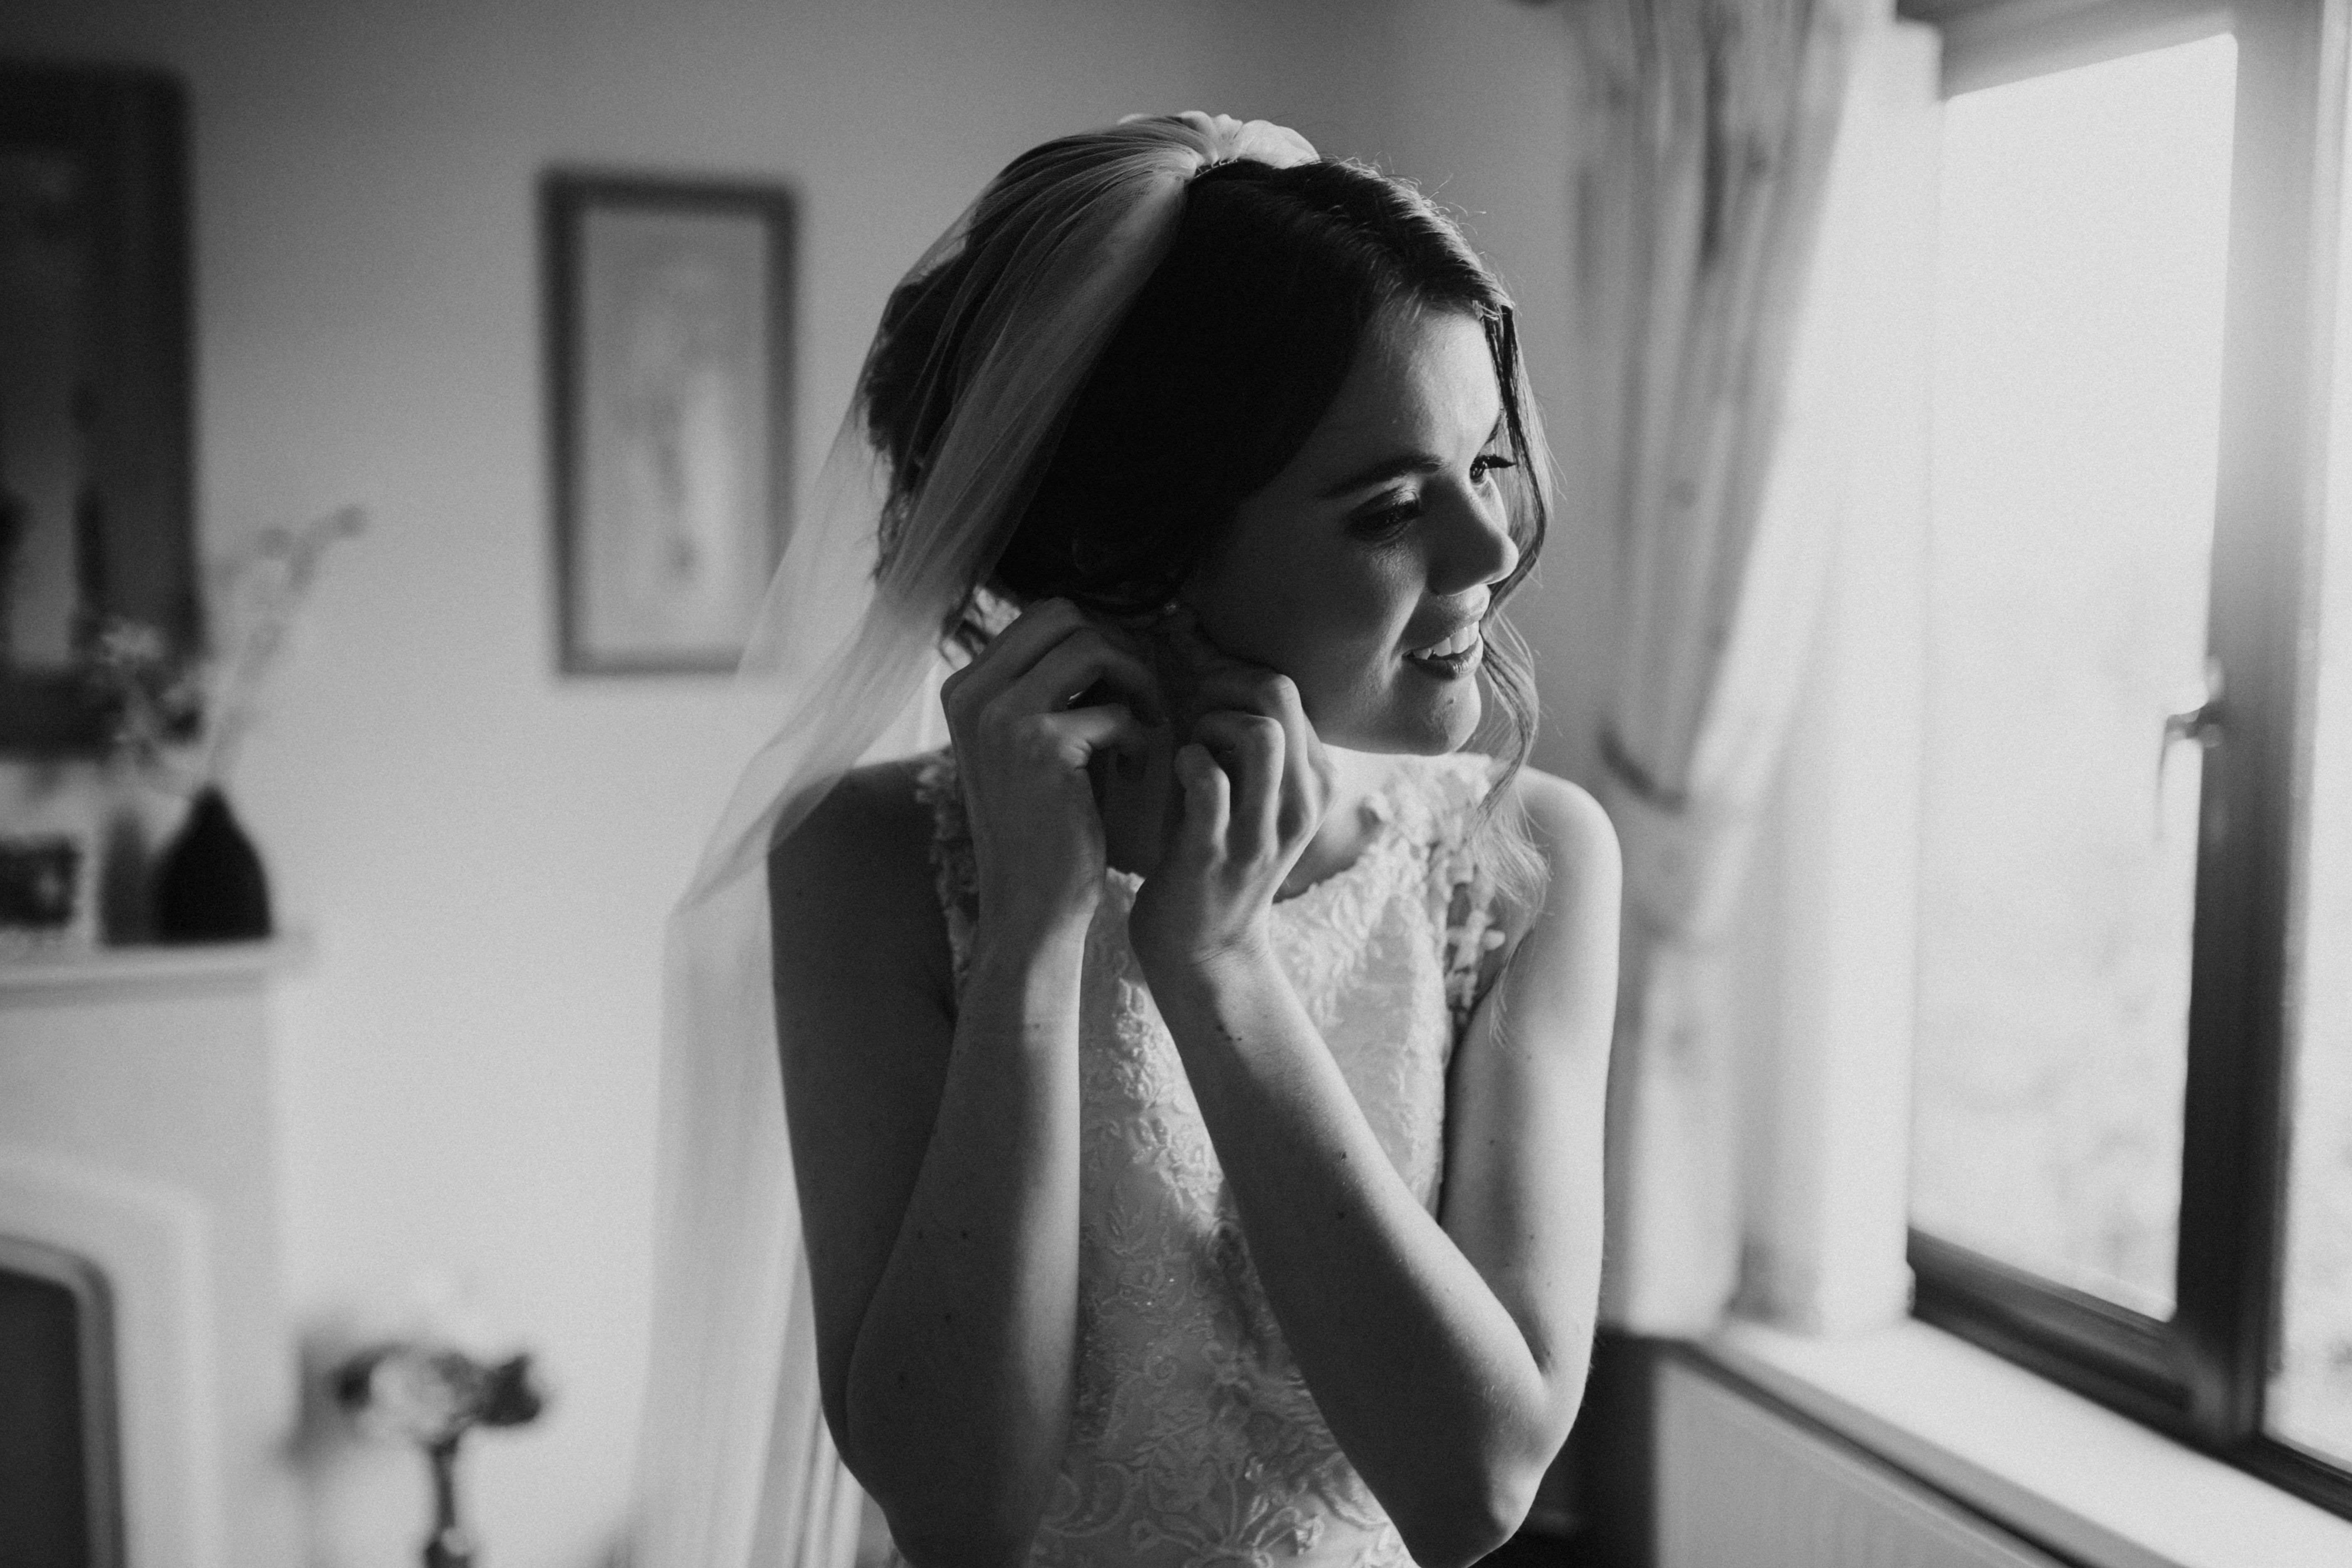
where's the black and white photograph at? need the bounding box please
[1,4,2349,1568]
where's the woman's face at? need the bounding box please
[1180,306,1522,755]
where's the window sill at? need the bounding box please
[1698,1318,2352,1568]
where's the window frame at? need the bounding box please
[1893,0,2352,1520]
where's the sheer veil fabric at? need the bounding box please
[632,114,1319,1568]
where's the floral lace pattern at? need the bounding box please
[911,750,1501,1568]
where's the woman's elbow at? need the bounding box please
[1391,1462,1545,1568]
[837,1420,1055,1568]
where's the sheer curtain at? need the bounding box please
[1730,11,1942,1336]
[1559,0,1872,1334]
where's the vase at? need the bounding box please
[152,784,273,942]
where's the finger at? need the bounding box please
[1172,741,1230,860]
[1191,711,1284,859]
[1187,669,1320,815]
[1033,704,1154,768]
[1003,635,1166,727]
[943,599,1091,717]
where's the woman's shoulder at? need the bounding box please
[766,755,958,993]
[772,754,944,866]
[1500,764,1616,863]
[1413,754,1616,934]
[1497,763,1621,933]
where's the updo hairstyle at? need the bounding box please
[861,141,1553,787]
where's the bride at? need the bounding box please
[644,112,1619,1568]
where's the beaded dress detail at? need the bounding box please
[911,748,1505,1568]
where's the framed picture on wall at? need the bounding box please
[0,64,198,750]
[542,172,796,674]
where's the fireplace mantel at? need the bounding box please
[0,934,311,998]
[1,933,306,1568]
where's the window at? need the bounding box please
[1898,0,2351,1518]
[2277,353,2352,1473]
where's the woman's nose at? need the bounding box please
[1431,486,1520,596]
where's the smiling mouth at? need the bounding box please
[1404,624,1483,679]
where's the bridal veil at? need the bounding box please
[631,113,1318,1568]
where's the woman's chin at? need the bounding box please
[1322,689,1483,756]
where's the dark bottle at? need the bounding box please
[151,785,272,942]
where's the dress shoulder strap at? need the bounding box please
[910,748,978,992]
[1408,753,1510,1038]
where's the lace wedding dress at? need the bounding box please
[912,747,1505,1568]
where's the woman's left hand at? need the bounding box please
[1129,617,1337,980]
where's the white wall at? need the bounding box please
[1357,0,1600,786]
[0,2,1591,1563]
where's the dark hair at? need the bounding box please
[863,147,1553,822]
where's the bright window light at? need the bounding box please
[1909,33,2238,1317]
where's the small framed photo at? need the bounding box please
[542,172,796,674]
[0,830,94,956]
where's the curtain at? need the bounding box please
[1729,15,1943,1335]
[1561,0,1868,1334]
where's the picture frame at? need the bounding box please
[0,827,96,954]
[0,64,197,751]
[542,172,796,674]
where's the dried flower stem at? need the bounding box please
[198,505,366,787]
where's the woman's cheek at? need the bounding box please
[1301,647,1408,749]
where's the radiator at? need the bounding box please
[1657,1358,2068,1568]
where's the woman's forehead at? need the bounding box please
[1307,309,1502,455]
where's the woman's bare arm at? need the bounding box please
[773,601,1161,1567]
[1143,765,1619,1568]
[771,768,1085,1568]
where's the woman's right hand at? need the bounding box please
[941,598,1164,941]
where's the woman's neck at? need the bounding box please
[1094,736,1392,899]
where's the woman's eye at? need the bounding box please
[1470,452,1517,486]
[1350,496,1420,541]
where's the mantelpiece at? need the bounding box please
[0,934,307,1568]
[0,934,308,997]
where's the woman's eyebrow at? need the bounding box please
[1317,452,1444,499]
[1315,415,1510,499]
